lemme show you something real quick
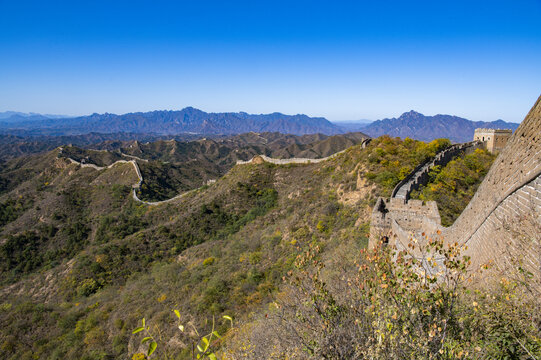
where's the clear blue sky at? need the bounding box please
[1,0,540,122]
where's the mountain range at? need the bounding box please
[0,111,69,122]
[0,133,511,359]
[0,108,342,136]
[360,110,520,143]
[0,111,536,359]
[0,108,520,143]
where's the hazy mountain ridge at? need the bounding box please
[0,108,520,144]
[0,108,342,136]
[0,111,70,121]
[362,110,520,142]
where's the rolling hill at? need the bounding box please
[0,132,536,359]
[57,131,370,201]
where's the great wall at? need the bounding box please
[58,100,540,286]
[235,138,372,165]
[369,141,483,244]
[59,141,372,206]
[370,95,541,286]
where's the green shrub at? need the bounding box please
[228,234,541,359]
[410,148,496,226]
[77,278,100,297]
[203,257,216,266]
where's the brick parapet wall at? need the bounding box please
[438,95,541,282]
[392,141,482,200]
[443,96,541,245]
[369,95,540,286]
[444,174,540,285]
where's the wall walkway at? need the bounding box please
[369,95,541,287]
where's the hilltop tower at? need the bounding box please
[473,128,512,153]
[369,95,540,289]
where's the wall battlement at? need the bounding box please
[370,140,481,247]
[392,141,482,200]
[369,196,441,248]
[473,128,513,153]
[369,95,541,287]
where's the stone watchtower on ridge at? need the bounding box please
[473,128,512,153]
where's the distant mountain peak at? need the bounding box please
[362,111,519,143]
[0,108,342,136]
[399,110,424,119]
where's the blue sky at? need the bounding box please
[0,0,540,122]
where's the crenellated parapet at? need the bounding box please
[368,95,541,289]
[392,141,482,200]
[370,140,482,248]
[369,196,441,249]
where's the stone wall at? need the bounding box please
[448,175,540,274]
[369,95,541,286]
[236,139,372,165]
[392,141,482,200]
[442,95,541,279]
[369,197,441,249]
[370,141,481,248]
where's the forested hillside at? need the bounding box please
[57,132,369,201]
[0,136,537,359]
[410,148,496,226]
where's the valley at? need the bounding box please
[3,1,540,358]
[0,132,468,358]
[0,101,538,360]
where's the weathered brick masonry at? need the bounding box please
[370,141,483,248]
[370,95,541,285]
[442,95,541,279]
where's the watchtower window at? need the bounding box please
[381,236,389,246]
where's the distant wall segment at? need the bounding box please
[392,141,482,200]
[236,139,372,166]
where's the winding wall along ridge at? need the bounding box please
[235,139,371,165]
[60,141,368,206]
[391,141,482,200]
[370,95,541,286]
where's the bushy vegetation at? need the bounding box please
[226,235,541,359]
[137,161,199,201]
[410,148,496,226]
[0,150,373,359]
[131,311,233,359]
[363,136,451,196]
[0,137,530,359]
[0,197,33,227]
